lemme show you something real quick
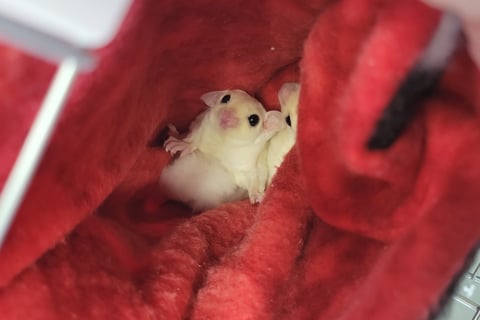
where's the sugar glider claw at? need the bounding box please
[164,137,192,157]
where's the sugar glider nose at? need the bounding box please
[219,108,239,129]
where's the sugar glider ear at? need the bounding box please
[278,82,301,107]
[200,90,230,107]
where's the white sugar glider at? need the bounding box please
[162,89,284,207]
[266,82,301,185]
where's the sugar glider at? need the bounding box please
[265,82,301,185]
[161,89,284,209]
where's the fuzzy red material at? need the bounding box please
[1,0,479,319]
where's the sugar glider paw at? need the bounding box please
[248,191,264,205]
[164,137,193,157]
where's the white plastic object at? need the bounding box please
[0,0,133,49]
[0,57,79,246]
[0,0,133,247]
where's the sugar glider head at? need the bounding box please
[200,89,284,146]
[278,82,301,133]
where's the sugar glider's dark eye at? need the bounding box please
[248,114,260,127]
[285,115,291,127]
[221,94,231,104]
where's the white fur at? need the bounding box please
[162,89,284,211]
[160,151,247,212]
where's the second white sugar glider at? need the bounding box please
[162,89,284,207]
[266,82,300,185]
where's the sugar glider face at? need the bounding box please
[200,89,269,145]
[278,83,300,133]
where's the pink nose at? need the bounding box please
[219,108,239,129]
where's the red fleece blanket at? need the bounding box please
[1,0,480,319]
